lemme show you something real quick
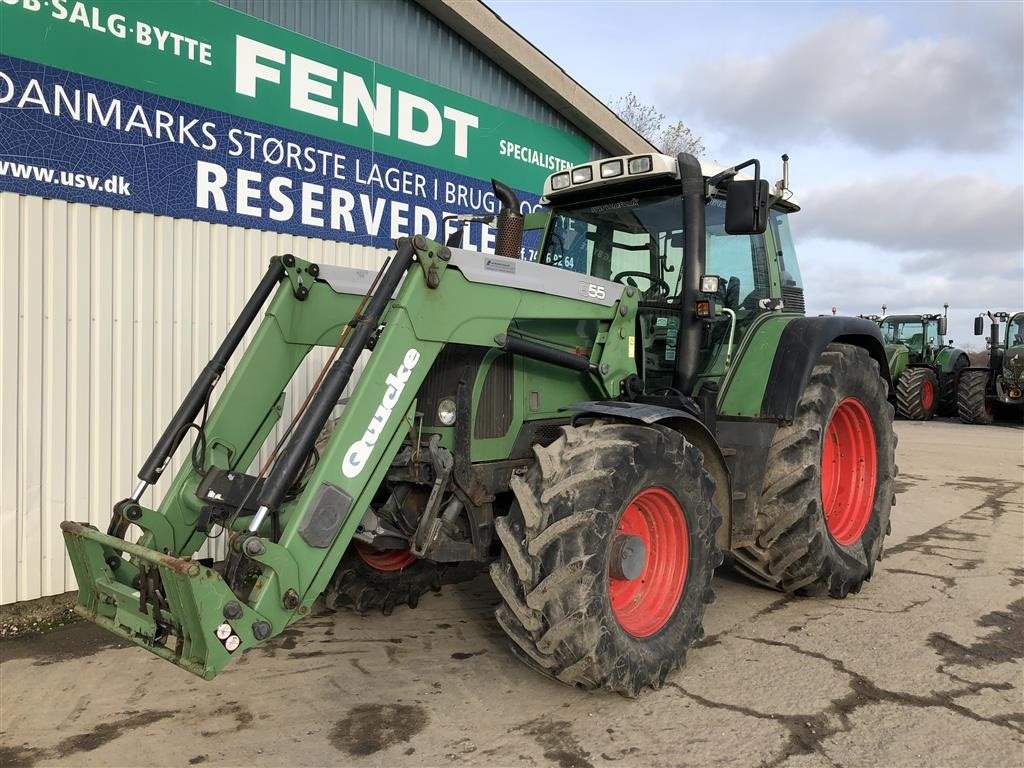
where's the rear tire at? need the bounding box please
[895,367,939,420]
[490,421,721,696]
[938,355,969,416]
[957,370,993,424]
[733,343,895,596]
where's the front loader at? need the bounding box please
[62,152,896,696]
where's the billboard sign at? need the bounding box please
[0,0,591,250]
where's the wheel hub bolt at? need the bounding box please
[609,534,646,581]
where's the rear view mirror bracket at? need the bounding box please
[709,158,768,236]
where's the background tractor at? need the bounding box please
[61,152,896,697]
[958,311,1024,424]
[867,306,970,420]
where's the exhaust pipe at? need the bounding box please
[491,179,524,258]
[672,153,706,396]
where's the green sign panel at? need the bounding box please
[0,0,590,192]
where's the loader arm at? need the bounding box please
[62,236,636,679]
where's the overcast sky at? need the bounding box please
[491,0,1024,348]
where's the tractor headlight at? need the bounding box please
[550,172,570,191]
[437,398,457,426]
[571,166,593,184]
[628,155,653,174]
[600,160,624,178]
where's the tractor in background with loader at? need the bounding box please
[865,306,970,420]
[61,151,896,697]
[958,311,1024,424]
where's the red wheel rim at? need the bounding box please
[821,398,878,546]
[355,544,416,571]
[608,487,688,638]
[921,379,935,411]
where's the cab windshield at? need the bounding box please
[881,318,928,349]
[540,192,685,300]
[1009,314,1024,347]
[539,192,773,309]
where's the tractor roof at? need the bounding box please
[542,152,800,212]
[880,314,942,322]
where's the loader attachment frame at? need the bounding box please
[61,234,632,679]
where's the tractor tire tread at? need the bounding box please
[957,369,993,424]
[733,343,896,597]
[895,367,939,421]
[491,421,721,697]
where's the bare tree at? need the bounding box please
[610,92,705,158]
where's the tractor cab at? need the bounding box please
[878,314,947,364]
[537,153,803,395]
[873,308,971,420]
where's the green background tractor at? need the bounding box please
[872,307,970,420]
[958,311,1024,424]
[61,152,896,696]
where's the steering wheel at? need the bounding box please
[611,270,669,296]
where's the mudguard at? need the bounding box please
[934,346,970,375]
[886,345,909,383]
[760,316,890,421]
[567,400,732,549]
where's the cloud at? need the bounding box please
[797,172,1024,255]
[792,170,1024,315]
[662,8,1023,154]
[796,236,1023,345]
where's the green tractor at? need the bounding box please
[958,311,1024,424]
[869,307,970,420]
[61,152,896,696]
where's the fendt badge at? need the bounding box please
[342,348,421,478]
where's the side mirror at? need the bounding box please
[938,317,948,336]
[974,316,984,335]
[725,179,769,235]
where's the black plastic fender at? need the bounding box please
[566,401,732,550]
[761,317,890,421]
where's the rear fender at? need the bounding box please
[568,401,732,550]
[934,347,970,375]
[760,317,890,421]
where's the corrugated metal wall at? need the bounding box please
[0,192,388,604]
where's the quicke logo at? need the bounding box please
[342,348,421,478]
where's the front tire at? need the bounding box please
[490,422,721,696]
[895,367,939,420]
[957,370,993,424]
[323,545,444,615]
[733,343,895,596]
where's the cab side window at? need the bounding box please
[705,201,770,317]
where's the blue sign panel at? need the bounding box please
[0,55,546,255]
